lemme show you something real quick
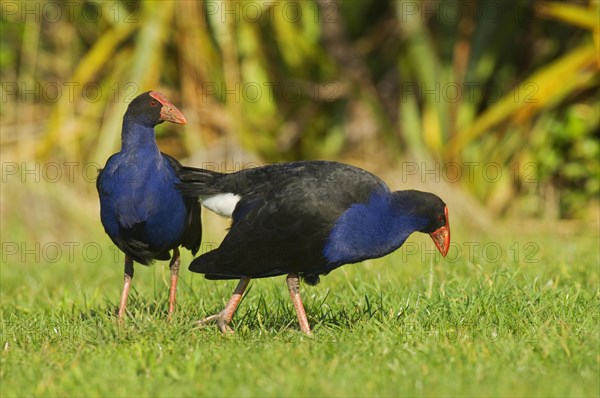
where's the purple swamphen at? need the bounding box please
[179,161,450,335]
[97,91,201,320]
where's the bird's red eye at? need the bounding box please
[150,101,157,106]
[438,215,443,222]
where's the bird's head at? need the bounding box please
[393,190,450,257]
[125,91,187,126]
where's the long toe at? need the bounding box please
[196,313,235,334]
[196,313,220,326]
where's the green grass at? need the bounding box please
[1,228,598,397]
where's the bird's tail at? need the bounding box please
[188,250,219,274]
[177,166,224,197]
[189,250,240,280]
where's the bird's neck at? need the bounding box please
[324,190,429,265]
[120,118,160,155]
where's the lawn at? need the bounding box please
[1,221,598,397]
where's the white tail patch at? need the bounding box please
[200,193,241,218]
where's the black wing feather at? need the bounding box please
[162,153,202,255]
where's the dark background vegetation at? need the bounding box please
[1,0,598,227]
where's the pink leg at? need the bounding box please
[117,255,134,322]
[168,247,181,316]
[198,277,251,334]
[286,273,312,335]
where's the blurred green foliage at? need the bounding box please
[0,0,598,218]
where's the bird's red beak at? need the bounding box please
[150,91,187,124]
[429,206,450,257]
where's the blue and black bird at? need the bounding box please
[97,91,201,320]
[179,161,450,334]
